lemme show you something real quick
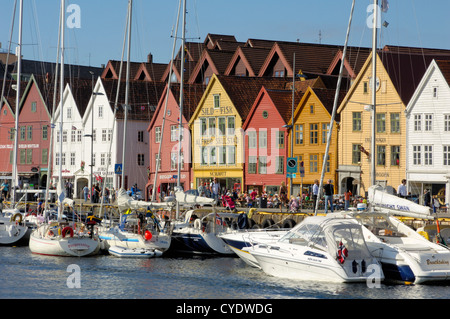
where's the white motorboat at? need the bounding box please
[108,245,163,258]
[348,185,450,284]
[169,210,243,255]
[247,214,384,283]
[219,229,289,268]
[0,212,28,246]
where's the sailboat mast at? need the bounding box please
[58,0,65,220]
[11,0,23,206]
[370,0,378,188]
[121,0,132,190]
[177,0,186,189]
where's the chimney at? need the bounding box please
[147,53,153,64]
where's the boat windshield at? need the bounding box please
[281,223,327,250]
[356,215,406,238]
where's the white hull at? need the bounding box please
[108,245,163,258]
[29,224,101,257]
[98,227,171,254]
[0,219,28,245]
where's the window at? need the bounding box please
[92,129,96,142]
[310,104,314,114]
[391,146,400,166]
[277,131,284,148]
[56,153,60,166]
[259,130,267,148]
[138,131,144,142]
[413,145,421,165]
[213,94,220,108]
[248,156,257,174]
[227,146,236,165]
[201,147,207,166]
[425,114,433,131]
[352,112,362,131]
[322,123,329,144]
[390,113,400,133]
[67,108,72,119]
[71,153,76,166]
[57,131,60,143]
[100,153,106,166]
[310,154,318,173]
[424,145,433,165]
[218,117,226,136]
[42,148,48,165]
[27,126,32,141]
[91,153,95,166]
[444,146,450,166]
[352,144,361,164]
[9,128,14,141]
[325,154,330,173]
[363,81,368,94]
[433,86,438,99]
[155,154,161,170]
[62,130,67,143]
[171,125,178,141]
[208,118,216,136]
[227,117,235,136]
[414,114,422,131]
[108,129,112,142]
[258,156,267,174]
[310,124,318,144]
[20,127,26,141]
[138,154,145,166]
[77,130,82,142]
[102,129,107,142]
[31,101,37,112]
[445,115,450,132]
[377,145,386,166]
[200,118,207,136]
[26,149,32,164]
[155,127,161,143]
[248,131,257,149]
[295,124,303,144]
[219,146,226,165]
[276,156,284,174]
[71,130,76,143]
[61,152,66,166]
[210,147,216,165]
[376,113,386,133]
[98,105,103,118]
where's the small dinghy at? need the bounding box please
[108,245,162,258]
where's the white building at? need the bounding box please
[406,59,450,207]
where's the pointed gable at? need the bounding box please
[188,49,235,84]
[225,46,271,77]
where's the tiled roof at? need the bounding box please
[204,34,237,49]
[265,89,302,124]
[436,60,450,86]
[311,87,347,122]
[169,83,206,122]
[226,46,272,76]
[215,75,292,120]
[101,60,142,80]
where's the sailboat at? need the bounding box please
[0,0,28,246]
[95,0,173,257]
[29,0,100,257]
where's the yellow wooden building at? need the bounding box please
[289,86,344,196]
[337,51,408,196]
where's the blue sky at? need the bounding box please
[1,0,449,68]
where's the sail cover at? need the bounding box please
[117,188,174,212]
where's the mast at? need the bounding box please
[11,0,23,206]
[176,0,187,218]
[314,0,355,215]
[121,0,132,190]
[370,0,378,188]
[58,0,65,220]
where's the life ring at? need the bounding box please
[10,213,22,223]
[61,226,74,238]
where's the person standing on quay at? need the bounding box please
[312,179,319,212]
[323,179,334,214]
[398,179,407,198]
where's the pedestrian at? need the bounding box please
[433,196,440,214]
[323,179,334,213]
[397,179,407,198]
[344,189,352,210]
[83,185,89,202]
[1,179,9,199]
[279,182,288,212]
[423,189,431,207]
[312,179,319,212]
[211,178,220,202]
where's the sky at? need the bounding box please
[1,0,450,69]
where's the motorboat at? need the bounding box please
[0,212,28,246]
[348,185,450,284]
[169,209,243,255]
[219,228,289,268]
[29,198,101,257]
[247,214,384,283]
[97,189,173,256]
[108,245,163,258]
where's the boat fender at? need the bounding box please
[47,230,55,237]
[251,223,262,229]
[144,230,152,241]
[194,218,202,230]
[262,218,275,229]
[417,230,429,241]
[61,226,74,238]
[10,213,22,223]
[282,218,296,229]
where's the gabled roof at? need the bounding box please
[326,47,371,79]
[175,42,206,62]
[436,60,450,86]
[101,60,141,80]
[204,34,237,49]
[188,49,235,84]
[225,46,271,76]
[134,62,168,81]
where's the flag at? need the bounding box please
[337,241,348,264]
[381,0,389,12]
[72,126,77,130]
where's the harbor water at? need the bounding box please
[1,246,450,301]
